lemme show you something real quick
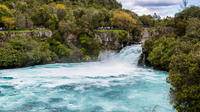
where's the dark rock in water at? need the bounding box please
[152,105,158,112]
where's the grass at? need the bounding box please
[0,29,50,33]
[95,29,127,33]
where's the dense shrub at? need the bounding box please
[50,40,71,59]
[0,36,55,68]
[175,6,200,19]
[0,43,25,68]
[147,37,178,70]
[167,42,200,112]
[142,6,200,111]
[139,15,155,27]
[79,34,100,56]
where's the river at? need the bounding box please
[0,44,175,112]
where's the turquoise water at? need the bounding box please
[0,45,175,112]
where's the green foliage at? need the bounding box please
[1,17,15,29]
[0,36,55,68]
[0,4,15,29]
[184,18,200,42]
[174,18,188,36]
[143,6,200,112]
[175,6,200,19]
[31,5,52,27]
[96,29,132,41]
[167,42,200,112]
[58,19,76,33]
[50,40,71,59]
[139,15,155,27]
[174,6,200,36]
[14,12,26,29]
[0,0,141,38]
[0,4,12,17]
[47,14,58,30]
[56,4,67,20]
[75,7,111,30]
[160,17,174,27]
[131,25,142,41]
[0,29,50,33]
[95,29,125,33]
[0,43,25,68]
[79,34,100,56]
[68,0,122,9]
[147,37,178,70]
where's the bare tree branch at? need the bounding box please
[181,0,188,9]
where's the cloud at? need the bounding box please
[131,6,152,15]
[136,2,176,7]
[117,0,182,17]
[135,0,180,6]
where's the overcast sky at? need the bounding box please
[117,0,200,17]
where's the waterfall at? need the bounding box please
[98,44,142,65]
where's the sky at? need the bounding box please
[117,0,200,17]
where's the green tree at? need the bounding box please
[15,12,26,29]
[31,5,51,27]
[47,14,58,30]
[50,40,71,59]
[139,15,155,27]
[184,18,200,42]
[0,4,12,17]
[167,42,200,112]
[0,4,14,28]
[56,4,67,20]
[79,34,100,56]
[1,17,15,29]
[147,37,178,70]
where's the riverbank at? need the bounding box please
[0,29,140,69]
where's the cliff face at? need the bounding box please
[0,31,53,41]
[0,30,135,51]
[95,30,135,50]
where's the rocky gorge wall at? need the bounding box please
[95,30,135,50]
[0,30,53,41]
[0,30,136,51]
